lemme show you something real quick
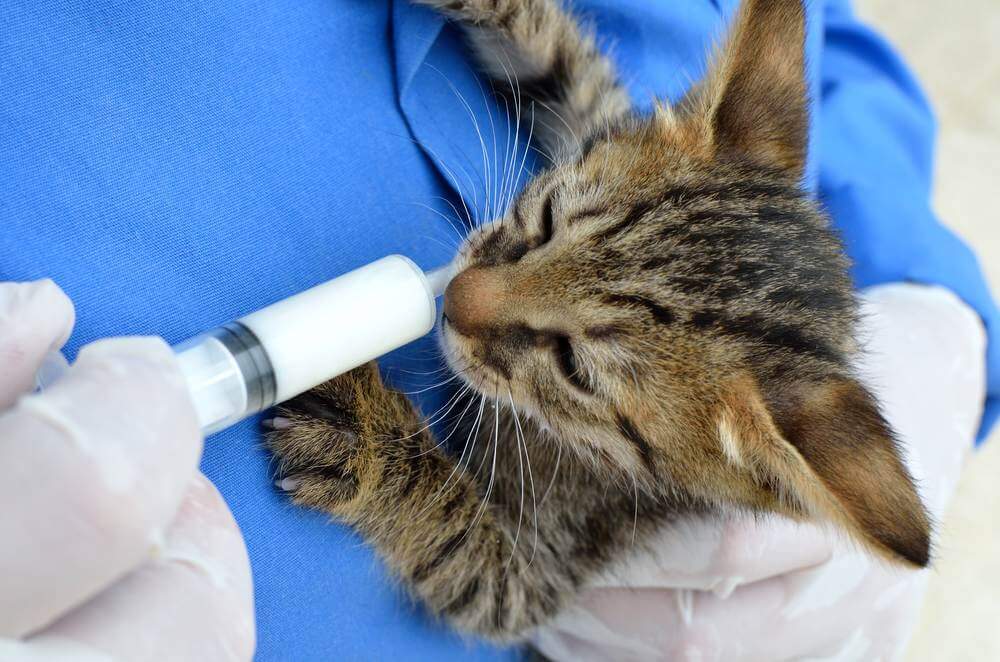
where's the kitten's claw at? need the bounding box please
[275,476,303,492]
[262,416,292,430]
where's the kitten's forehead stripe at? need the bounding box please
[689,309,842,364]
[603,293,675,326]
[766,286,851,310]
[584,324,625,340]
[592,200,655,243]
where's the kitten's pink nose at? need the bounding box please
[443,267,504,335]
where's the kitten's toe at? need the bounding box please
[261,416,292,430]
[275,475,302,491]
[272,467,360,511]
[265,363,416,513]
[264,374,375,511]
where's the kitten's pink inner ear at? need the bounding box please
[719,373,932,568]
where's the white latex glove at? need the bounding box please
[533,283,988,662]
[0,280,255,661]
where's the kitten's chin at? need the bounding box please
[437,319,493,394]
[438,320,544,418]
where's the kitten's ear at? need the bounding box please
[683,0,809,178]
[719,373,931,567]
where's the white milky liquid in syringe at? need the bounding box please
[35,256,452,436]
[175,255,451,434]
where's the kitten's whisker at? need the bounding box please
[442,356,490,461]
[538,437,563,507]
[382,376,474,445]
[531,114,575,161]
[596,76,613,174]
[495,69,516,222]
[392,364,454,377]
[368,124,478,228]
[508,389,539,569]
[468,382,502,537]
[494,52,522,219]
[407,383,479,460]
[456,60,499,223]
[505,391,526,572]
[430,153,481,230]
[425,134,484,229]
[418,232,462,253]
[408,202,466,244]
[630,469,639,547]
[476,70,503,223]
[417,390,486,519]
[398,370,463,395]
[529,139,558,166]
[433,196,475,237]
[444,379,491,529]
[533,97,582,156]
[424,64,494,227]
[509,103,536,216]
[508,52,527,215]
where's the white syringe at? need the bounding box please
[37,256,452,435]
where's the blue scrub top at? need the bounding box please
[3,1,997,659]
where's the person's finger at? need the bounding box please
[0,279,75,409]
[0,337,202,637]
[1,474,255,661]
[589,515,834,593]
[540,551,927,662]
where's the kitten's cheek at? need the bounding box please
[438,321,476,379]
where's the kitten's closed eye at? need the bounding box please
[553,334,590,393]
[536,193,555,247]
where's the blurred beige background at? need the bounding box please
[853,1,1000,660]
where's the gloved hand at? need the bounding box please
[533,283,987,662]
[0,280,255,661]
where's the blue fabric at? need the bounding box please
[2,1,996,659]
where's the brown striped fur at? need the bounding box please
[268,0,931,643]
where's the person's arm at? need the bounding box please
[816,0,999,442]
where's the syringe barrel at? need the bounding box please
[174,255,440,434]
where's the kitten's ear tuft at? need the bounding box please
[719,373,932,568]
[684,0,809,178]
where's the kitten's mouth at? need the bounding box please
[438,315,508,395]
[440,315,563,436]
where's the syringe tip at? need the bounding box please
[425,264,454,299]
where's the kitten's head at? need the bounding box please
[440,0,930,567]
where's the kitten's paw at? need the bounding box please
[412,0,505,23]
[265,362,417,512]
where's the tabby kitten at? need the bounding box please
[267,0,931,642]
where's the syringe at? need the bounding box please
[37,256,452,435]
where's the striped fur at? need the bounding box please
[268,0,931,643]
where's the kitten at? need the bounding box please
[267,0,931,643]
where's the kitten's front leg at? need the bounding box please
[412,0,631,159]
[266,363,573,641]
